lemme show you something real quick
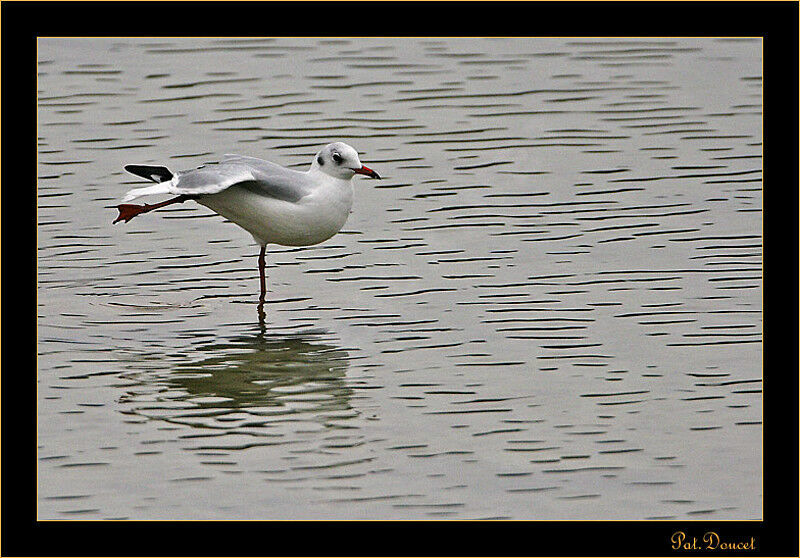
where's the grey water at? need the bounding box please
[37,37,762,520]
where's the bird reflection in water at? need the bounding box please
[257,300,267,330]
[120,329,353,429]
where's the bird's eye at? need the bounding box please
[332,152,342,164]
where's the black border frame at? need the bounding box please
[6,2,797,556]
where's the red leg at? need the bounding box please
[113,195,191,224]
[258,245,267,302]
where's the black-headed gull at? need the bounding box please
[115,142,381,301]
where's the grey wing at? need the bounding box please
[170,157,313,202]
[171,163,256,196]
[237,167,314,203]
[219,155,314,202]
[222,154,289,174]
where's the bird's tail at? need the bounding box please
[121,182,173,202]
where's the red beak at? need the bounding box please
[353,165,381,179]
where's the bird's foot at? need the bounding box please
[113,203,148,224]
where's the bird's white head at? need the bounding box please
[312,142,381,180]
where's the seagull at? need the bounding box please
[114,142,381,302]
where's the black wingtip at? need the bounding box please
[124,164,173,183]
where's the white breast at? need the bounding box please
[197,175,354,247]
